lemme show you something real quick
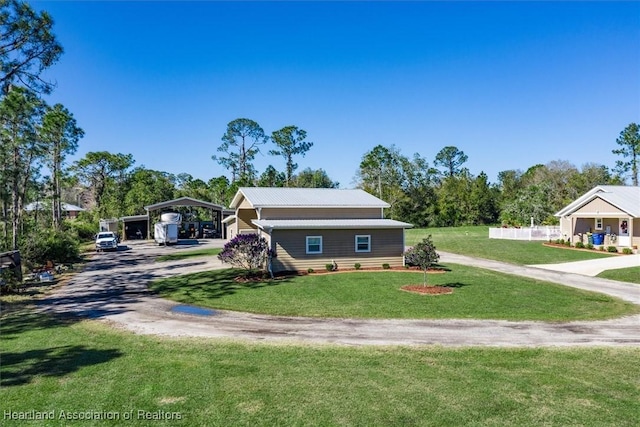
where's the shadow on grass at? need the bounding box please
[0,310,77,340]
[1,345,122,386]
[441,282,469,289]
[150,269,292,300]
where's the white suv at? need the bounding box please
[95,232,118,252]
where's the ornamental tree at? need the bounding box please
[404,235,440,286]
[217,233,272,274]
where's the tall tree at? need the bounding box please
[612,123,640,186]
[0,0,63,94]
[207,175,234,206]
[293,167,339,189]
[269,125,313,186]
[122,168,175,215]
[358,145,398,198]
[257,165,286,187]
[213,118,267,184]
[469,172,499,225]
[569,162,621,194]
[357,145,406,218]
[40,103,83,229]
[70,151,134,216]
[0,86,44,249]
[434,146,468,178]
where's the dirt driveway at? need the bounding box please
[37,242,640,347]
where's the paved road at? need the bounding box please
[37,242,640,347]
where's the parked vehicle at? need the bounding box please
[154,222,178,245]
[95,231,118,252]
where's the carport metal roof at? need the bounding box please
[144,197,225,212]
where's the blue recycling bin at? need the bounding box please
[592,233,605,245]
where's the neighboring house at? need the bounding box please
[24,202,85,219]
[555,185,640,249]
[224,187,413,272]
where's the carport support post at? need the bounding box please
[146,211,151,241]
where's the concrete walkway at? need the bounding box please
[530,253,640,276]
[37,244,640,347]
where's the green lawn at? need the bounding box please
[406,225,614,265]
[156,248,221,262]
[597,266,640,284]
[149,266,638,321]
[2,309,639,427]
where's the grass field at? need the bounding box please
[156,247,221,262]
[149,267,639,321]
[406,226,614,265]
[597,266,640,284]
[2,309,639,427]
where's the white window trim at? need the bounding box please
[306,236,323,254]
[355,235,371,253]
[595,218,603,231]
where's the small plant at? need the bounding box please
[382,263,391,269]
[607,246,618,253]
[559,239,565,245]
[622,248,633,255]
[599,246,606,252]
[325,263,334,271]
[586,243,594,250]
[354,263,361,270]
[564,240,571,246]
[575,242,585,249]
[307,268,314,274]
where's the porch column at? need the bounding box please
[570,216,574,244]
[628,219,634,248]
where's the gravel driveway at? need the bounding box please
[37,241,640,347]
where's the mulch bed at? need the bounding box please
[542,242,629,255]
[400,285,453,295]
[305,266,447,275]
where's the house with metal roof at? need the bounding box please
[25,201,85,219]
[555,185,640,250]
[225,187,413,272]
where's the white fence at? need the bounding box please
[489,226,562,241]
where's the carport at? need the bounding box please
[144,197,226,240]
[121,215,149,240]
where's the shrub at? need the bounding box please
[559,239,565,245]
[564,240,571,246]
[607,246,618,253]
[307,268,314,274]
[65,219,99,241]
[217,234,272,272]
[586,243,594,250]
[575,242,585,249]
[354,263,361,270]
[325,263,334,271]
[622,248,633,255]
[382,263,391,269]
[19,230,80,265]
[600,246,606,252]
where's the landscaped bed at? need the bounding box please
[149,265,639,321]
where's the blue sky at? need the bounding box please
[33,1,639,188]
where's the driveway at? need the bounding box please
[529,253,640,276]
[37,244,640,347]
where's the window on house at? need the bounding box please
[595,218,603,230]
[306,236,322,254]
[355,235,371,253]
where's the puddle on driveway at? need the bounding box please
[171,305,217,317]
